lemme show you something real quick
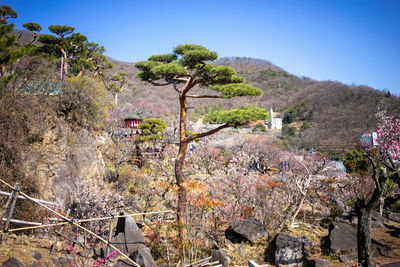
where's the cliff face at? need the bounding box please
[23,118,115,204]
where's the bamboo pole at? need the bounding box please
[8,210,174,232]
[0,178,140,267]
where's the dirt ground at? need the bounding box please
[0,221,399,266]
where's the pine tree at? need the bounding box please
[135,44,266,250]
[0,5,25,84]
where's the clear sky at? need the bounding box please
[4,0,400,94]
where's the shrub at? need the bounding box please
[59,76,110,129]
[56,179,124,241]
[252,122,266,132]
[282,125,296,137]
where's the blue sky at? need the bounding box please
[4,0,400,94]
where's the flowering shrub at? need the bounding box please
[60,179,124,241]
[377,112,400,161]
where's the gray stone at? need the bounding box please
[307,258,331,267]
[387,211,400,223]
[225,218,268,244]
[211,246,230,267]
[29,261,40,267]
[380,262,400,267]
[98,214,156,267]
[328,221,391,262]
[328,222,357,254]
[51,257,75,267]
[2,257,26,267]
[31,251,42,261]
[274,233,311,267]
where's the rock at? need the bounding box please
[328,221,391,261]
[98,213,156,267]
[380,262,400,267]
[225,218,268,244]
[386,211,400,223]
[371,211,385,228]
[307,258,331,267]
[237,245,246,257]
[328,222,357,255]
[2,257,26,267]
[336,210,385,228]
[29,261,41,267]
[274,233,311,267]
[51,257,75,267]
[211,246,230,267]
[32,251,42,261]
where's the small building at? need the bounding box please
[360,132,377,147]
[124,113,144,128]
[269,108,282,130]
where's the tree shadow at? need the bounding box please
[384,223,400,238]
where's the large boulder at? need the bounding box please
[386,211,400,223]
[2,258,26,267]
[335,210,385,228]
[225,218,268,244]
[274,233,311,267]
[96,213,157,267]
[328,222,357,255]
[328,221,391,261]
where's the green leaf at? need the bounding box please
[48,25,74,37]
[135,60,162,72]
[22,22,41,32]
[210,83,263,99]
[151,62,188,80]
[148,53,177,63]
[181,49,218,67]
[37,34,59,45]
[173,44,208,55]
[204,107,267,127]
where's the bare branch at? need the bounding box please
[147,80,174,86]
[183,123,230,143]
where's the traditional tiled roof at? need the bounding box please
[124,113,145,120]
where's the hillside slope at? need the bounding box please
[112,56,400,156]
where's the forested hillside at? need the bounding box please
[112,56,400,156]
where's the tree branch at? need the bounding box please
[186,94,224,99]
[183,123,230,143]
[147,80,174,86]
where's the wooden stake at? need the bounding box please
[4,184,20,232]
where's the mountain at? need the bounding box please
[112,56,400,156]
[13,29,399,155]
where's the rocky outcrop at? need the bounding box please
[274,233,311,267]
[23,119,116,204]
[225,218,268,244]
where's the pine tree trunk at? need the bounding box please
[176,93,188,258]
[355,201,372,267]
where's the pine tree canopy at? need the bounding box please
[135,44,266,128]
[137,118,167,141]
[22,22,41,32]
[204,107,267,127]
[48,25,74,38]
[0,5,17,25]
